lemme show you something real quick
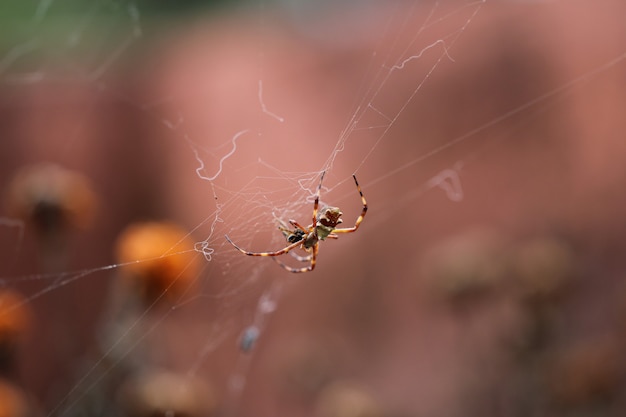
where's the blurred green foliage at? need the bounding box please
[0,0,239,21]
[0,0,244,37]
[0,0,249,74]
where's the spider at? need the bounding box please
[225,172,367,273]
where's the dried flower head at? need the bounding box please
[315,381,382,417]
[511,237,574,302]
[114,222,201,305]
[116,370,216,417]
[0,379,31,417]
[0,290,32,342]
[5,164,97,236]
[420,228,509,306]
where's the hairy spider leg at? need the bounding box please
[332,174,368,234]
[277,221,298,238]
[277,223,291,237]
[312,171,326,236]
[287,252,312,262]
[274,242,319,273]
[287,237,337,262]
[286,233,338,263]
[289,219,310,232]
[225,234,302,257]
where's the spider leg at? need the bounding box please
[277,221,295,240]
[225,235,302,257]
[289,219,311,232]
[277,251,310,264]
[331,174,368,234]
[273,242,318,273]
[277,219,308,235]
[289,250,312,262]
[312,171,325,235]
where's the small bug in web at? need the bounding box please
[225,171,367,273]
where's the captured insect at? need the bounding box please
[225,171,367,273]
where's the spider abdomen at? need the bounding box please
[287,230,305,243]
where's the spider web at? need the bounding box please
[1,0,626,416]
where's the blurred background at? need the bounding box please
[1,0,626,416]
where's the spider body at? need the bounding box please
[225,172,367,273]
